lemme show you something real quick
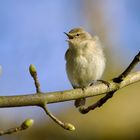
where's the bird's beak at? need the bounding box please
[64,32,73,39]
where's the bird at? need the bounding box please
[64,27,106,107]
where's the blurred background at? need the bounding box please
[0,0,140,140]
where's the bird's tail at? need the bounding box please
[74,98,86,108]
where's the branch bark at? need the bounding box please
[0,71,140,108]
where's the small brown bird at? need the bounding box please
[65,27,106,107]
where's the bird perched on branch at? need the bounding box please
[65,27,106,107]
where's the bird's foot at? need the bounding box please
[90,80,110,87]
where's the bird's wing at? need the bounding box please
[65,49,70,60]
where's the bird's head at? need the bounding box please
[64,27,92,46]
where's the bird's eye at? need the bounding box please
[76,34,80,36]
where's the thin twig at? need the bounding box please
[79,51,140,114]
[0,126,22,136]
[113,51,140,83]
[0,119,34,136]
[41,104,75,131]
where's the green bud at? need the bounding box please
[64,123,75,131]
[21,119,34,129]
[29,64,37,77]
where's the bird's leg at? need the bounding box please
[73,86,86,108]
[74,98,86,108]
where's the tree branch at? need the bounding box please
[0,71,140,108]
[113,51,140,82]
[41,104,75,131]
